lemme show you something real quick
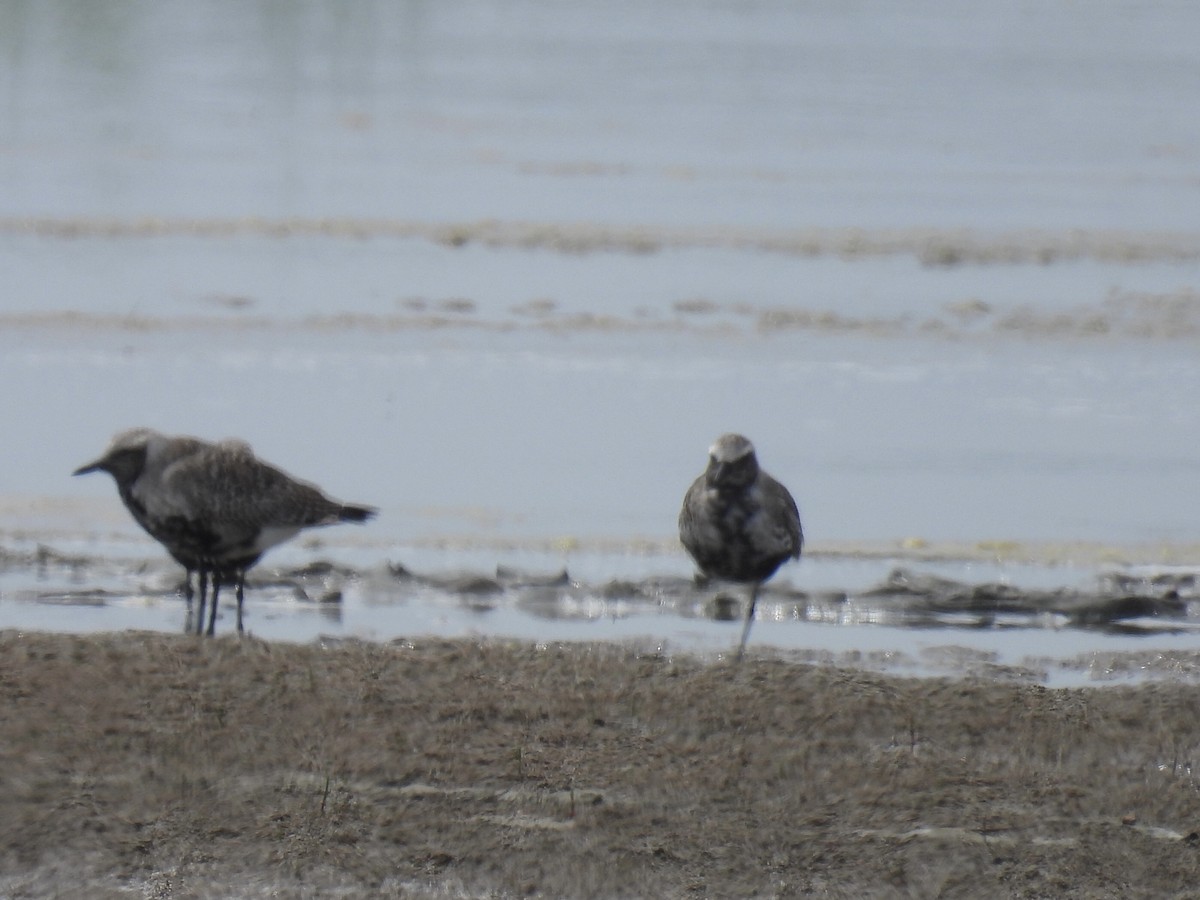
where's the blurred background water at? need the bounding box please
[2,1,1199,668]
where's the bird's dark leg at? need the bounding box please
[735,582,760,662]
[182,567,195,632]
[235,570,245,634]
[206,574,221,637]
[195,568,209,636]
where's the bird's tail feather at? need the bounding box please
[339,504,377,523]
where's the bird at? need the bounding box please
[679,433,803,660]
[73,428,377,636]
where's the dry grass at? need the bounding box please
[1,631,1199,897]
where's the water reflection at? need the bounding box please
[8,550,1200,684]
[3,1,1198,227]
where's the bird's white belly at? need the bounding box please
[252,525,303,554]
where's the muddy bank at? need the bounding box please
[2,631,1200,898]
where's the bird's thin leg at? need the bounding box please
[206,574,220,637]
[195,568,209,636]
[735,582,760,662]
[183,567,195,632]
[235,570,245,634]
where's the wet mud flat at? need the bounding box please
[4,631,1200,898]
[8,542,1200,682]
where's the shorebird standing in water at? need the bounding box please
[74,428,377,636]
[679,433,803,660]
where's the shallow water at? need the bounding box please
[1,1,1198,680]
[6,541,1200,687]
[3,1,1198,230]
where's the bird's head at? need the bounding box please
[704,433,759,492]
[72,428,158,488]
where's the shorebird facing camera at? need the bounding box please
[74,428,377,636]
[678,433,803,660]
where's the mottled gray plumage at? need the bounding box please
[74,428,377,635]
[679,433,803,659]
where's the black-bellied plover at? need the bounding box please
[74,428,377,636]
[678,433,803,660]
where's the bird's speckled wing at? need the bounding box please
[158,444,344,550]
[758,473,803,560]
[678,474,717,565]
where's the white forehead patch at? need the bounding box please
[216,437,254,455]
[709,433,755,463]
[107,427,157,454]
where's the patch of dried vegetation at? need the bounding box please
[1,631,1199,898]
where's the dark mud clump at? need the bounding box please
[857,567,1190,632]
[2,631,1200,898]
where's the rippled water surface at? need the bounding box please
[2,1,1199,680]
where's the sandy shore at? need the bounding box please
[2,631,1199,898]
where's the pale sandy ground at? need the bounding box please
[2,630,1200,899]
